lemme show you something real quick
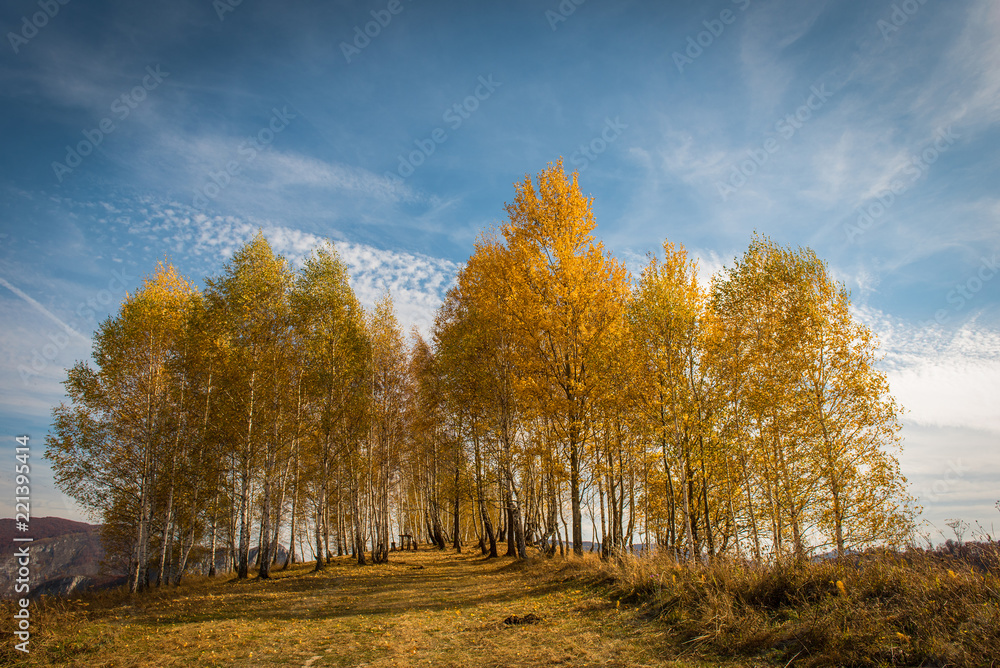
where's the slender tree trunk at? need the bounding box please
[473,431,497,558]
[208,491,220,576]
[314,500,325,571]
[269,453,290,565]
[237,459,251,579]
[353,470,367,565]
[598,477,608,560]
[504,487,516,557]
[661,436,677,555]
[283,437,300,569]
[558,487,570,557]
[258,455,273,579]
[698,436,715,557]
[156,481,175,586]
[569,431,583,557]
[544,472,558,557]
[228,480,239,573]
[237,370,256,580]
[508,479,527,559]
[173,523,197,586]
[452,446,462,553]
[130,448,151,593]
[626,462,637,555]
[314,431,330,572]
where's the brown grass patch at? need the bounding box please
[586,545,1000,667]
[0,549,732,667]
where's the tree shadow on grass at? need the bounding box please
[141,553,577,626]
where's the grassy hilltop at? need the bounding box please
[3,549,709,668]
[4,545,999,667]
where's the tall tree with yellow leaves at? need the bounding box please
[205,233,293,579]
[290,240,369,568]
[629,241,719,558]
[792,249,916,555]
[47,262,198,592]
[458,237,530,558]
[501,160,631,556]
[433,282,502,557]
[710,236,914,558]
[366,296,407,563]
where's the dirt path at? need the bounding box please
[276,550,681,668]
[19,549,721,667]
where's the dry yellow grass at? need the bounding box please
[591,547,1000,668]
[1,549,736,668]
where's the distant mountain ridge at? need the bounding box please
[0,516,98,555]
[0,516,105,598]
[0,517,297,598]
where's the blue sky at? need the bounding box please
[1,0,997,542]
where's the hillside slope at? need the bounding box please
[0,518,106,599]
[0,517,98,556]
[0,549,724,668]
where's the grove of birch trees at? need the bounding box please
[46,161,916,592]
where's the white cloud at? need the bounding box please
[739,1,831,116]
[0,299,93,419]
[844,303,1000,529]
[81,196,457,337]
[335,240,459,337]
[257,152,421,203]
[854,305,1000,434]
[909,1,1000,132]
[691,248,729,290]
[900,424,999,532]
[147,129,422,206]
[650,127,740,191]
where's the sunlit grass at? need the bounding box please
[588,546,1000,667]
[0,549,728,667]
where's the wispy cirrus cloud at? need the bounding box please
[254,151,422,203]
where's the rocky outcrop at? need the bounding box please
[30,575,96,598]
[0,518,105,599]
